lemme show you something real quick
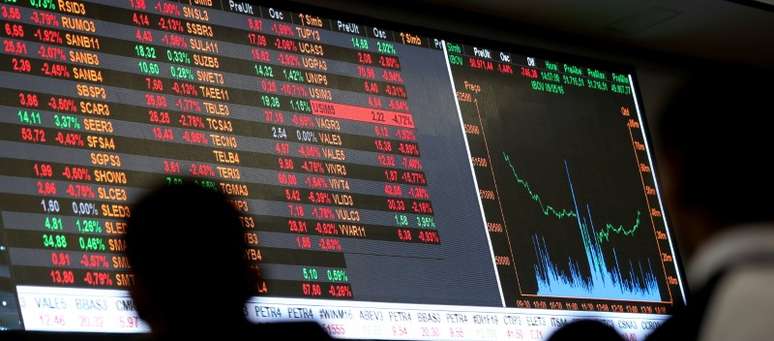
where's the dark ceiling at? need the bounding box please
[418,0,774,68]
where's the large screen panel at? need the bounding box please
[0,0,685,339]
[445,42,685,313]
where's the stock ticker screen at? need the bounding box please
[0,0,686,339]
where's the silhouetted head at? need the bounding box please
[547,319,624,341]
[125,181,257,334]
[657,72,772,258]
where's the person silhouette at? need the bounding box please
[646,72,774,341]
[547,319,624,341]
[125,181,330,339]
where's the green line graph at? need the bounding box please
[501,152,640,243]
[595,210,641,243]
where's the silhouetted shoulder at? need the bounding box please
[547,319,624,341]
[0,331,152,341]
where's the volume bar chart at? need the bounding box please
[509,155,661,301]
